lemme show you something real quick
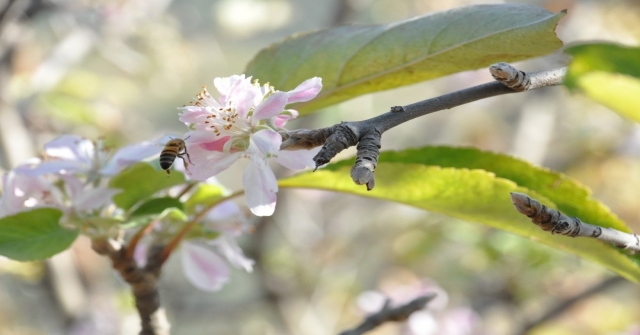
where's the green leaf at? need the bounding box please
[565,43,640,123]
[158,207,188,224]
[120,197,185,229]
[0,208,79,261]
[130,197,184,217]
[184,183,226,214]
[279,146,640,282]
[109,162,185,210]
[246,4,565,114]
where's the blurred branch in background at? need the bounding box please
[516,276,627,335]
[338,294,436,335]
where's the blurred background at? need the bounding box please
[1,0,640,334]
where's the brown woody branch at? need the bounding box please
[338,293,436,335]
[281,63,567,191]
[91,238,170,335]
[510,192,640,252]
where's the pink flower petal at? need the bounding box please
[205,201,242,223]
[287,77,322,103]
[274,109,299,127]
[233,87,257,120]
[252,92,288,122]
[101,141,162,176]
[184,130,221,145]
[210,233,254,272]
[274,147,321,170]
[199,137,230,151]
[248,129,281,157]
[181,242,230,292]
[187,144,241,180]
[178,106,212,124]
[74,187,121,212]
[243,157,277,216]
[44,135,89,160]
[14,160,83,176]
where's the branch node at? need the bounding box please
[490,62,530,91]
[510,192,640,253]
[280,126,336,150]
[350,128,381,190]
[313,123,359,168]
[390,106,404,113]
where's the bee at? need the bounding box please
[160,138,193,175]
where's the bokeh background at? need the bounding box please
[1,0,640,334]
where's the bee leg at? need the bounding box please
[184,151,194,166]
[178,155,193,175]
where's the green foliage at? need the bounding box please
[184,184,227,214]
[565,43,640,123]
[0,208,78,261]
[109,162,186,210]
[130,197,184,217]
[279,146,640,282]
[246,4,565,114]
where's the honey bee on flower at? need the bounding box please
[178,75,322,216]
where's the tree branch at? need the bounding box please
[91,238,170,335]
[514,276,626,335]
[337,293,436,335]
[510,192,640,252]
[281,63,567,190]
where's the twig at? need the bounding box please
[91,238,170,335]
[338,293,436,335]
[281,63,567,190]
[515,276,626,335]
[510,192,640,252]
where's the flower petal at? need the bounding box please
[184,130,222,145]
[274,109,299,127]
[406,311,438,335]
[286,77,322,103]
[252,92,288,122]
[178,106,213,125]
[181,241,230,292]
[210,233,254,272]
[274,147,321,170]
[74,187,121,212]
[248,129,281,157]
[14,159,83,176]
[243,157,277,216]
[44,135,94,164]
[187,144,241,180]
[101,141,162,176]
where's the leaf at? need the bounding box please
[565,43,640,123]
[279,146,640,282]
[0,208,79,261]
[246,4,565,114]
[109,162,186,210]
[130,197,184,217]
[184,183,226,214]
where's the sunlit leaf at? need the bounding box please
[279,146,640,282]
[565,43,640,123]
[109,163,185,210]
[0,208,78,261]
[130,197,184,217]
[184,184,226,214]
[246,4,565,114]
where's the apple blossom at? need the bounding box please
[178,75,322,216]
[14,134,161,179]
[0,135,159,224]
